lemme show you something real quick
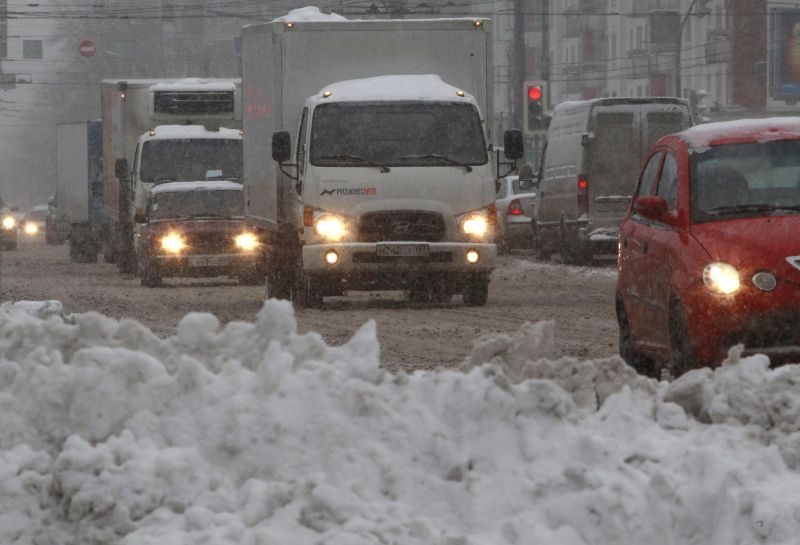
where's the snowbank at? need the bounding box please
[2,300,800,544]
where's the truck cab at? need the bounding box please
[273,75,520,306]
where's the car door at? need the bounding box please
[641,148,685,351]
[619,150,664,349]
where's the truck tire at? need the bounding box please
[238,270,265,286]
[140,263,163,287]
[407,276,432,304]
[560,222,592,266]
[69,240,98,263]
[293,270,323,308]
[463,276,489,306]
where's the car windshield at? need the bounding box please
[26,209,48,221]
[149,189,243,221]
[691,139,800,223]
[310,102,487,167]
[140,139,242,183]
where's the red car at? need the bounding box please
[617,118,800,378]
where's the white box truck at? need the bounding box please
[242,14,523,306]
[101,78,243,272]
[55,120,107,262]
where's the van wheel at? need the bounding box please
[669,300,697,377]
[616,294,659,378]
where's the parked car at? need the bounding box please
[1,206,19,251]
[616,117,800,378]
[494,173,538,252]
[135,181,266,287]
[534,98,692,264]
[22,205,50,242]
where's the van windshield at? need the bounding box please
[140,139,242,183]
[149,189,243,221]
[691,139,800,223]
[310,102,488,167]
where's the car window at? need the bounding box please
[656,153,678,210]
[637,151,664,198]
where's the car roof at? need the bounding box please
[678,117,800,151]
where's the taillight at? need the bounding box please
[507,198,524,216]
[577,176,589,216]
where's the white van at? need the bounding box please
[533,98,692,264]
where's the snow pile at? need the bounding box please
[2,301,800,544]
[273,6,348,22]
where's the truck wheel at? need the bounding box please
[616,294,659,378]
[407,277,432,304]
[560,225,592,266]
[69,241,97,263]
[430,275,453,305]
[295,271,323,308]
[463,277,489,306]
[141,264,162,287]
[238,271,265,286]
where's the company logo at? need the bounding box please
[320,187,377,197]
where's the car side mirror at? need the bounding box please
[503,129,524,160]
[115,158,129,179]
[634,196,670,222]
[272,131,292,163]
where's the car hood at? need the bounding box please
[691,215,800,281]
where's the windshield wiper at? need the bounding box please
[318,154,390,172]
[399,154,473,172]
[704,203,800,215]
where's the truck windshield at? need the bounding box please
[691,139,800,223]
[149,189,243,221]
[310,102,487,168]
[140,139,242,183]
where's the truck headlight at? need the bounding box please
[315,214,348,242]
[459,210,491,238]
[2,216,15,230]
[24,223,38,235]
[161,232,186,254]
[235,232,259,251]
[703,262,740,295]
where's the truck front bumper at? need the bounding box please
[303,242,496,273]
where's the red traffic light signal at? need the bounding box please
[527,85,542,101]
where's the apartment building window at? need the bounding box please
[610,33,617,60]
[636,26,642,49]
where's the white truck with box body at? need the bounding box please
[242,15,523,306]
[55,120,108,262]
[101,78,243,272]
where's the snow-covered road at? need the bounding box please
[0,244,620,370]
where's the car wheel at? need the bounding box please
[616,294,659,379]
[463,276,489,306]
[669,300,697,377]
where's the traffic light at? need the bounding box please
[523,81,548,132]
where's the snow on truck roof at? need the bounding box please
[307,75,478,105]
[143,125,242,140]
[272,6,348,22]
[151,181,243,195]
[680,117,800,150]
[149,79,237,93]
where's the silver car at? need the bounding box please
[494,175,538,253]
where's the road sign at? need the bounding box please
[79,40,96,58]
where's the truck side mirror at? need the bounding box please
[134,213,148,224]
[115,158,129,179]
[503,129,524,160]
[272,131,292,163]
[518,163,538,190]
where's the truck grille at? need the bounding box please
[358,212,445,242]
[153,91,235,116]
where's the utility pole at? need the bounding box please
[674,0,711,97]
[513,0,525,129]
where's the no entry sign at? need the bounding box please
[79,40,96,57]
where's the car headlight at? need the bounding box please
[2,216,15,230]
[235,232,259,251]
[24,223,39,235]
[315,213,348,242]
[703,262,740,295]
[459,210,492,238]
[160,232,186,254]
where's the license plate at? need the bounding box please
[188,255,230,267]
[376,244,430,257]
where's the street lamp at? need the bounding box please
[674,0,712,98]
